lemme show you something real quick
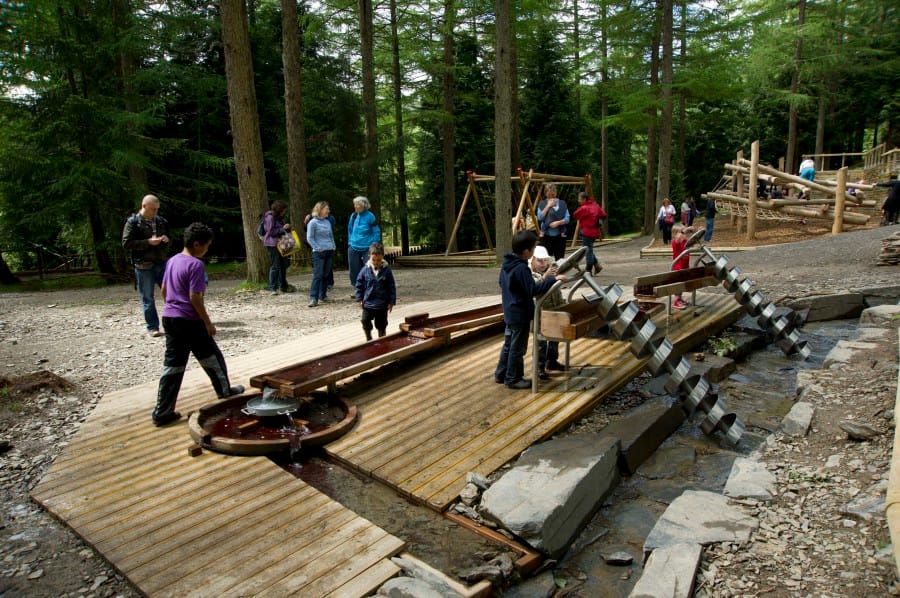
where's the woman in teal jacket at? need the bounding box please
[347,196,381,285]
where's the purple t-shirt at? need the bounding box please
[161,252,207,320]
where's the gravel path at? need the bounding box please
[0,226,897,597]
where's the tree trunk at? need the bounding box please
[221,0,269,283]
[573,0,581,114]
[676,0,686,178]
[87,203,115,274]
[815,93,826,169]
[389,0,409,254]
[494,0,513,258]
[643,7,661,235]
[655,0,674,207]
[0,252,19,285]
[600,0,609,235]
[281,0,310,229]
[510,20,521,170]
[441,0,456,253]
[786,0,806,175]
[359,0,379,214]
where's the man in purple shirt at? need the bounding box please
[152,223,244,427]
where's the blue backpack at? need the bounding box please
[256,213,267,241]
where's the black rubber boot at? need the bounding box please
[377,329,386,338]
[364,329,372,341]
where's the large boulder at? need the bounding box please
[480,435,620,558]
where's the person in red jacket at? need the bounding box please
[671,225,693,310]
[572,192,607,275]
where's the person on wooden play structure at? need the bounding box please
[799,157,816,182]
[537,184,570,260]
[657,197,676,245]
[671,224,694,311]
[354,242,397,341]
[529,245,566,380]
[152,223,244,427]
[494,230,568,390]
[573,191,606,275]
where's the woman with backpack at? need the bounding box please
[573,191,606,275]
[260,200,294,295]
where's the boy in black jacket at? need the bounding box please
[354,242,397,341]
[494,231,567,389]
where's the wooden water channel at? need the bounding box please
[30,292,744,597]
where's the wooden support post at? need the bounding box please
[732,151,743,227]
[446,174,474,256]
[778,156,785,173]
[748,141,759,240]
[832,166,847,235]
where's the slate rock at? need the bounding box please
[781,402,814,436]
[643,490,757,555]
[839,420,882,441]
[723,457,776,501]
[629,542,702,598]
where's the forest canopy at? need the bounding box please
[0,0,896,282]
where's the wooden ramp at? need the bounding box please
[31,292,744,594]
[326,292,744,511]
[30,297,496,597]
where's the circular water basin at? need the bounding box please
[188,392,357,456]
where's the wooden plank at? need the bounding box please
[100,472,317,561]
[649,276,720,297]
[129,492,349,588]
[62,453,260,529]
[197,516,377,596]
[325,558,402,598]
[34,435,207,502]
[266,534,406,597]
[144,504,363,596]
[106,471,317,568]
[276,337,447,397]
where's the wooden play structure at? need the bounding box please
[702,140,880,239]
[396,169,594,267]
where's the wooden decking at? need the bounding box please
[326,292,743,511]
[31,292,743,596]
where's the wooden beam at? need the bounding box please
[833,166,847,235]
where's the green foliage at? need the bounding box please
[411,34,494,250]
[519,24,589,175]
[0,0,897,275]
[706,332,737,357]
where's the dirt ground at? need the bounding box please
[0,217,897,597]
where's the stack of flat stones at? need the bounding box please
[875,230,900,266]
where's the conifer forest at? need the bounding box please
[0,0,897,282]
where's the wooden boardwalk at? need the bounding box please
[326,292,743,510]
[31,292,743,595]
[30,297,496,597]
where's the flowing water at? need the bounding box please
[558,319,856,596]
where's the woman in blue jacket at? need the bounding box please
[347,196,381,286]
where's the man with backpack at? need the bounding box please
[573,191,606,275]
[122,194,170,337]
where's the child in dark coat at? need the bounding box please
[494,231,567,389]
[354,242,397,341]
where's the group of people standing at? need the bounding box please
[536,185,607,275]
[657,196,710,245]
[123,193,393,427]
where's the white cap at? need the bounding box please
[533,245,550,260]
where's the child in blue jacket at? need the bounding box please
[354,242,396,341]
[494,230,567,389]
